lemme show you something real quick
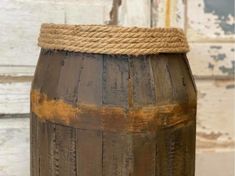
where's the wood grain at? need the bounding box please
[76,129,102,176]
[31,51,197,176]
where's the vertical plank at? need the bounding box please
[37,120,55,176]
[56,52,84,104]
[102,132,133,176]
[77,54,103,105]
[76,129,103,176]
[132,133,156,176]
[30,114,39,176]
[150,54,174,104]
[32,50,53,90]
[184,121,196,176]
[102,55,129,107]
[32,50,78,176]
[102,55,133,175]
[40,51,64,98]
[165,54,192,104]
[156,121,196,176]
[54,125,76,176]
[130,56,156,106]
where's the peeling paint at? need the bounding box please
[219,60,235,75]
[204,0,235,34]
[197,128,235,150]
[211,53,226,61]
[188,0,235,40]
[226,84,235,89]
[208,62,214,70]
[210,45,222,50]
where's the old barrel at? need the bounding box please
[31,24,197,176]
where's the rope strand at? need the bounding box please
[38,23,189,56]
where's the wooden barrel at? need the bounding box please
[31,24,197,176]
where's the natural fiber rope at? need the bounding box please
[38,23,189,56]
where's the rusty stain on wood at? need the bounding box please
[31,89,195,132]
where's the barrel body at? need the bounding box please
[31,49,197,176]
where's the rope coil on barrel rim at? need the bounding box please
[38,23,189,56]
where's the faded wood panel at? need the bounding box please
[187,0,235,42]
[196,79,235,151]
[0,0,112,76]
[0,82,30,114]
[0,0,64,67]
[0,118,30,176]
[64,4,109,24]
[0,66,35,76]
[195,151,235,176]
[151,0,186,28]
[118,0,151,27]
[187,43,235,77]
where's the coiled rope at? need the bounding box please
[38,23,189,56]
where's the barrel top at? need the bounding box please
[38,23,189,56]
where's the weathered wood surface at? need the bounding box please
[0,0,113,75]
[30,50,196,176]
[151,0,186,28]
[187,0,235,42]
[0,82,31,114]
[188,43,235,77]
[0,118,29,176]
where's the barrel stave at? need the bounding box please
[31,50,196,176]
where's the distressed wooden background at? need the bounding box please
[0,0,234,176]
